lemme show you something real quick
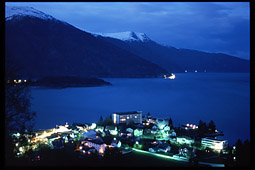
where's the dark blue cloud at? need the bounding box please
[5,2,250,59]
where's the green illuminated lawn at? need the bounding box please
[116,150,189,167]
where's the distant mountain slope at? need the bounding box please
[95,32,250,73]
[5,6,167,78]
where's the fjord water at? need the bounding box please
[31,73,250,145]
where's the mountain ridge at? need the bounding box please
[5,5,249,79]
[5,6,167,78]
[96,32,249,73]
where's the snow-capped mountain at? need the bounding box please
[94,31,151,42]
[5,6,167,78]
[5,5,249,76]
[5,6,55,21]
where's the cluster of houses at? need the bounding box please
[73,111,228,158]
[13,110,228,160]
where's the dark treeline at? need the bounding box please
[234,139,251,167]
[97,115,114,127]
[198,120,218,137]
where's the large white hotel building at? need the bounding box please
[112,111,142,124]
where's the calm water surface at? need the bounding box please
[31,73,250,145]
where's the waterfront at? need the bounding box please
[31,73,250,145]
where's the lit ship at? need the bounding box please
[163,73,176,79]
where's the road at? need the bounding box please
[132,148,225,167]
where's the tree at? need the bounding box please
[198,120,207,137]
[104,116,113,126]
[235,139,251,167]
[147,112,151,116]
[208,120,216,133]
[5,69,36,134]
[168,118,173,129]
[198,120,203,129]
[97,115,104,126]
[5,57,36,164]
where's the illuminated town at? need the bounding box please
[5,2,251,167]
[10,111,235,167]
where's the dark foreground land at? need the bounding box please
[7,150,208,167]
[6,143,209,167]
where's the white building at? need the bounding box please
[201,137,228,152]
[134,128,143,137]
[156,118,169,129]
[176,136,194,145]
[112,111,142,124]
[84,138,107,154]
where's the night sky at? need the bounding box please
[6,2,250,60]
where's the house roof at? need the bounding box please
[105,125,116,130]
[114,111,142,115]
[82,130,97,139]
[85,137,105,145]
[202,137,227,142]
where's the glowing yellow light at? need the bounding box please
[99,147,104,154]
[65,122,69,128]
